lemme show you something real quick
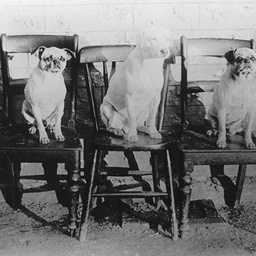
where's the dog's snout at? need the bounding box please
[53,59,59,65]
[44,57,62,72]
[52,59,61,69]
[161,49,169,55]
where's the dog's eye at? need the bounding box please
[44,56,52,62]
[250,57,256,62]
[60,56,65,62]
[235,57,243,62]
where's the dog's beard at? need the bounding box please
[45,64,62,73]
[150,49,169,59]
[238,67,251,76]
[232,64,256,78]
[39,60,66,73]
[160,51,169,58]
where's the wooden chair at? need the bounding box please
[178,36,256,238]
[76,45,179,241]
[0,34,82,235]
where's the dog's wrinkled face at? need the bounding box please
[225,48,256,78]
[138,26,172,58]
[32,46,74,73]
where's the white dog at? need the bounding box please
[208,48,256,149]
[22,46,74,144]
[100,26,172,142]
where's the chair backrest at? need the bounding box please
[78,44,174,133]
[1,34,79,126]
[180,36,256,129]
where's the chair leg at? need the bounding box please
[150,151,161,208]
[234,164,247,208]
[42,162,59,186]
[13,162,23,207]
[42,162,68,206]
[179,160,193,239]
[1,162,16,208]
[96,149,109,207]
[148,151,161,230]
[151,150,178,240]
[166,150,178,241]
[79,149,100,242]
[66,158,81,237]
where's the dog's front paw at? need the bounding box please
[127,133,139,142]
[55,134,65,142]
[38,129,50,144]
[40,136,50,144]
[54,127,65,142]
[29,126,37,134]
[149,131,162,139]
[245,138,255,149]
[216,138,227,148]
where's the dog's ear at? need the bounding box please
[63,48,75,60]
[225,50,236,64]
[31,46,46,59]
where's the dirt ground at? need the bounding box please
[1,153,256,256]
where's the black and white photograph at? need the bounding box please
[0,0,256,255]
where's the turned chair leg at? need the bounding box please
[151,150,178,240]
[234,165,247,208]
[166,150,178,241]
[79,149,99,242]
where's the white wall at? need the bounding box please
[1,0,256,47]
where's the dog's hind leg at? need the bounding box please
[100,104,128,137]
[28,126,37,134]
[22,104,37,134]
[106,127,124,136]
[244,111,255,149]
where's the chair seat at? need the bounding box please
[90,130,179,151]
[0,124,81,161]
[187,80,217,93]
[179,129,256,163]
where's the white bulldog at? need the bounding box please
[22,46,74,144]
[208,48,256,149]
